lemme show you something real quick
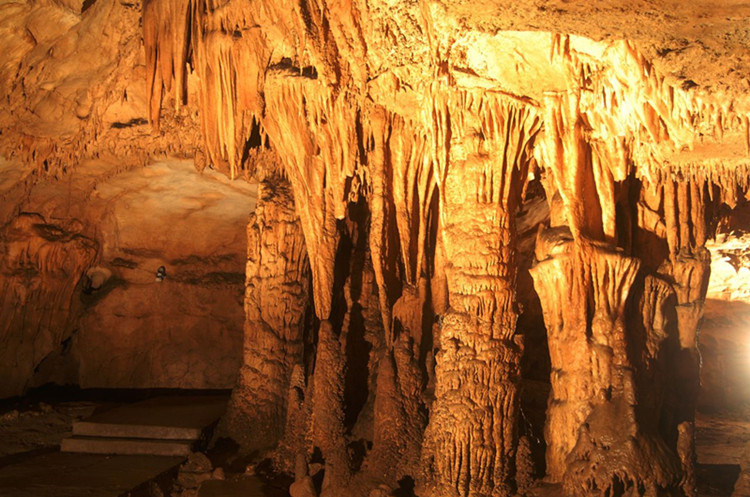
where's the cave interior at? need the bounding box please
[2,0,750,496]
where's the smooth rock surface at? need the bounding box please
[0,452,182,497]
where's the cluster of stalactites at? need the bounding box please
[554,35,749,162]
[143,0,270,179]
[262,73,364,320]
[142,0,750,209]
[139,2,750,494]
[142,0,374,181]
[538,35,750,248]
[143,0,192,130]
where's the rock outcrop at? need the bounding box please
[0,213,96,397]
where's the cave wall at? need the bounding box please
[0,158,256,395]
[0,212,96,398]
[69,160,256,390]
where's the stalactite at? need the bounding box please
[142,0,192,131]
[262,72,361,321]
[191,28,265,178]
[364,105,400,345]
[357,105,435,486]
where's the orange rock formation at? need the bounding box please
[2,0,750,495]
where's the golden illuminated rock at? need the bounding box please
[2,0,750,495]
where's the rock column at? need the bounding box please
[531,239,681,495]
[659,179,711,497]
[222,172,311,450]
[420,90,541,497]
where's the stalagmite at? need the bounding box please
[311,320,351,493]
[221,167,311,450]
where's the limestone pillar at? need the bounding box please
[222,173,311,450]
[531,236,681,495]
[420,89,541,497]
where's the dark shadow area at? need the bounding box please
[516,183,551,477]
[124,463,180,497]
[269,57,318,79]
[338,199,374,432]
[347,439,368,472]
[310,447,325,492]
[0,447,57,469]
[206,437,241,470]
[0,385,231,411]
[253,458,295,496]
[697,463,740,496]
[393,475,418,497]
[110,118,148,129]
[80,0,97,12]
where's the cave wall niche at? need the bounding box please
[2,0,750,496]
[0,158,256,396]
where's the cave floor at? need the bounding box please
[0,389,234,496]
[195,475,287,496]
[1,391,748,496]
[696,409,750,496]
[0,451,183,497]
[697,410,750,466]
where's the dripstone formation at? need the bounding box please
[2,0,750,495]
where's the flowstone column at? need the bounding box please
[531,238,681,495]
[222,172,311,450]
[659,179,712,497]
[420,89,541,497]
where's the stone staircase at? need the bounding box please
[61,395,228,457]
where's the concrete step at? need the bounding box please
[72,420,202,440]
[61,394,229,457]
[61,435,194,456]
[71,395,227,439]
